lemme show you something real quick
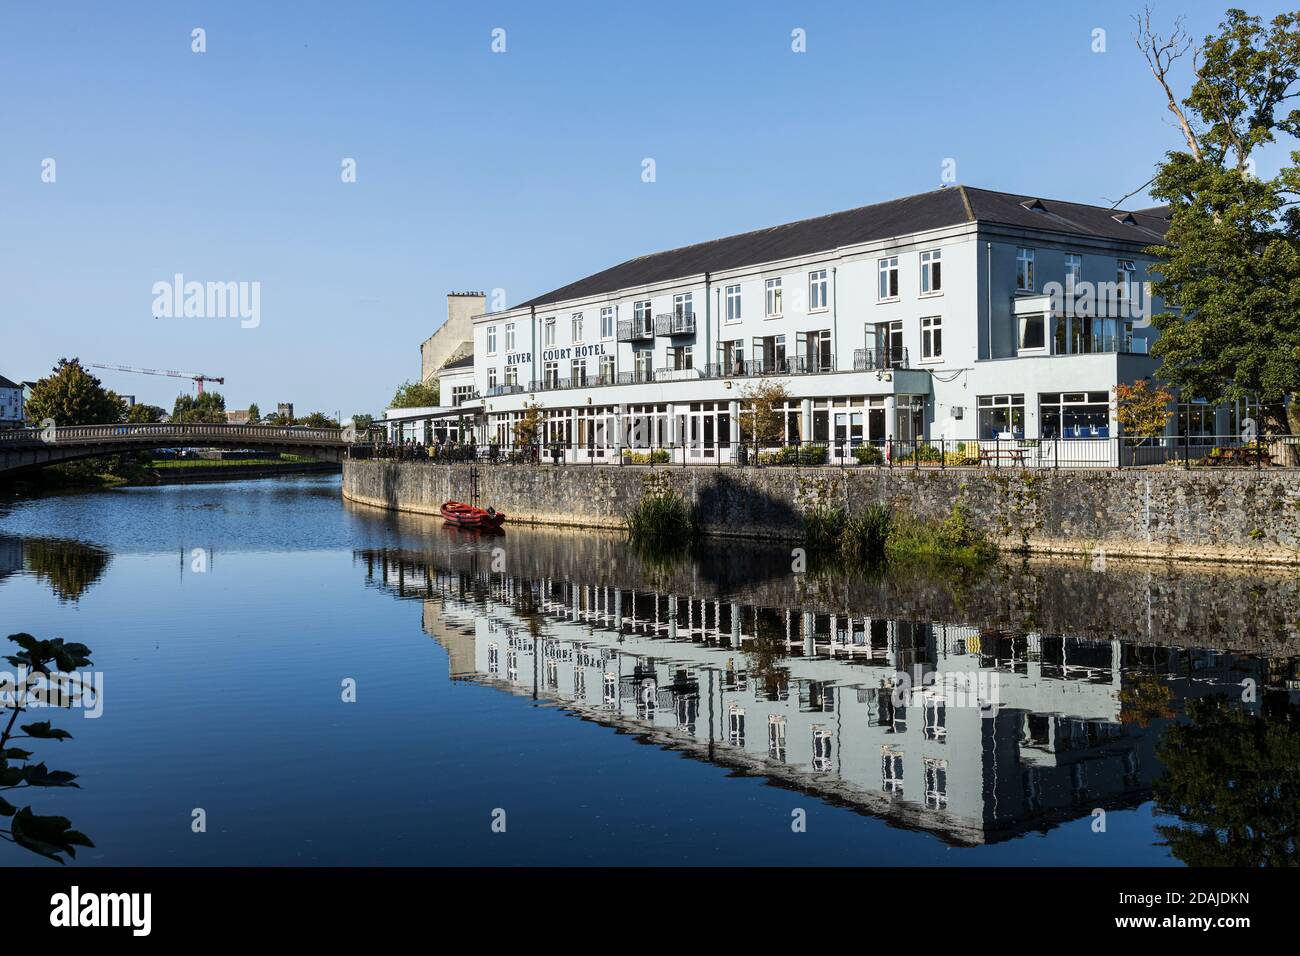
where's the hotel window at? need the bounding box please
[543,360,559,388]
[673,292,694,319]
[725,284,742,323]
[571,313,584,343]
[486,325,498,355]
[882,746,904,794]
[544,317,556,346]
[768,715,787,762]
[923,697,947,741]
[670,345,693,370]
[603,672,616,706]
[487,367,498,390]
[977,394,1025,439]
[504,365,517,387]
[634,299,652,334]
[571,358,586,386]
[920,249,942,295]
[599,354,615,383]
[634,350,653,382]
[1065,253,1083,289]
[808,270,828,311]
[1019,311,1047,351]
[728,705,745,746]
[923,758,948,810]
[878,256,899,300]
[1016,247,1035,291]
[600,306,614,339]
[1117,258,1137,302]
[765,278,783,316]
[921,316,942,361]
[505,322,516,352]
[1040,392,1111,439]
[812,727,833,772]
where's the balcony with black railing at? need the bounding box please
[654,312,696,336]
[853,347,909,371]
[617,318,654,343]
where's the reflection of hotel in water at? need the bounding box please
[359,550,1277,847]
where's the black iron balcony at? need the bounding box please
[485,383,525,397]
[653,366,701,382]
[615,369,656,385]
[617,319,654,343]
[654,312,696,336]
[854,347,909,371]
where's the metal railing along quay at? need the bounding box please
[349,434,1300,470]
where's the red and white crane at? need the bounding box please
[90,363,225,395]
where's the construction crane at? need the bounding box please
[90,363,225,394]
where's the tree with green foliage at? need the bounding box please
[350,413,374,432]
[24,359,127,426]
[738,378,791,447]
[126,403,165,424]
[246,402,260,424]
[1155,693,1300,866]
[171,391,227,424]
[390,379,439,409]
[1,632,96,863]
[297,411,340,428]
[1137,8,1300,440]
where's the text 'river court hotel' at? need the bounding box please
[391,186,1234,464]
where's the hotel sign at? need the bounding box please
[542,344,608,362]
[505,352,532,365]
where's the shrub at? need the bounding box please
[853,445,883,465]
[626,476,696,548]
[622,449,670,464]
[841,504,892,563]
[761,444,829,466]
[802,503,846,554]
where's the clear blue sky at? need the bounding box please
[1,1,1293,416]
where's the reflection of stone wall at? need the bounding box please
[355,520,1300,655]
[343,461,1300,564]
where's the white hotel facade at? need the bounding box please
[403,187,1190,461]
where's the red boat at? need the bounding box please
[440,500,506,531]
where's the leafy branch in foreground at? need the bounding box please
[0,632,95,863]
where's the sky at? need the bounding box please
[2,0,1296,416]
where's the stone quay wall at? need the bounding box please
[342,460,1300,565]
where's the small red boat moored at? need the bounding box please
[440,500,506,531]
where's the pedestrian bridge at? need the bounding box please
[0,423,348,474]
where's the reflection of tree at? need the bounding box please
[1155,694,1300,866]
[745,613,790,701]
[1119,674,1176,728]
[1,633,95,863]
[22,539,110,603]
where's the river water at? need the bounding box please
[0,475,1296,866]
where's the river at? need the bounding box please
[0,475,1296,866]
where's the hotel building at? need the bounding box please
[394,186,1190,461]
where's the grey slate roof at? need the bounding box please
[515,186,1171,311]
[440,354,475,371]
[0,375,21,390]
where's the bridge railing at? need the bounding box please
[0,423,346,445]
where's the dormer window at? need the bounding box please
[1020,198,1046,212]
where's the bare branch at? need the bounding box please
[1102,175,1158,209]
[1133,6,1204,160]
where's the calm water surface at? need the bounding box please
[1,475,1296,866]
